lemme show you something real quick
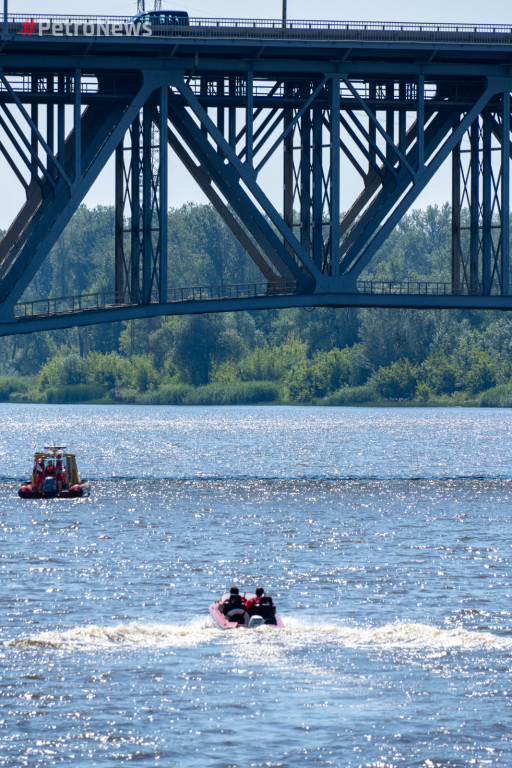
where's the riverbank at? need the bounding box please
[1,375,494,407]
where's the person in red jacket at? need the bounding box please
[245,586,265,615]
[246,587,277,625]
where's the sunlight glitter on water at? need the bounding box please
[2,404,512,767]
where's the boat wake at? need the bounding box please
[7,618,512,652]
[282,618,512,651]
[7,618,217,650]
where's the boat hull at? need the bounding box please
[18,481,90,499]
[209,597,283,630]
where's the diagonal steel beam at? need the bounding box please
[338,106,462,274]
[339,112,386,182]
[342,79,500,280]
[0,70,71,189]
[0,136,28,190]
[169,74,323,287]
[0,110,40,187]
[0,102,57,191]
[167,100,301,284]
[153,104,281,283]
[341,75,415,178]
[255,77,327,174]
[0,73,164,315]
[345,108,398,180]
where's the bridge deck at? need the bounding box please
[0,280,507,338]
[3,14,512,63]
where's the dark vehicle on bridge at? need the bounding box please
[131,10,189,26]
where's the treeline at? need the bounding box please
[2,201,512,407]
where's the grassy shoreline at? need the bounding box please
[1,375,507,408]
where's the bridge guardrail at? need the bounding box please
[5,15,512,45]
[15,281,298,319]
[14,279,512,320]
[356,280,507,296]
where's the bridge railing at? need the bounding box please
[14,281,298,319]
[14,279,512,320]
[6,15,512,43]
[356,280,509,296]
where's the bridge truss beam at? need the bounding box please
[0,26,511,333]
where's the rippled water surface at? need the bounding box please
[1,404,512,767]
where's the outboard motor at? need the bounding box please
[44,476,56,494]
[248,615,265,628]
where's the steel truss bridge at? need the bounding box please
[1,13,512,336]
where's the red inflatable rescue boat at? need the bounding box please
[18,445,90,499]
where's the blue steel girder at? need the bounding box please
[0,71,71,191]
[0,71,165,318]
[166,98,302,285]
[160,113,280,283]
[167,73,323,290]
[337,104,464,275]
[452,91,512,297]
[336,78,504,280]
[2,23,512,329]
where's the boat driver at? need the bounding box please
[219,586,247,619]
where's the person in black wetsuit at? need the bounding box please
[219,586,247,622]
[246,587,277,625]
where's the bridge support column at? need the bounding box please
[451,90,510,299]
[283,104,294,256]
[451,140,462,294]
[482,109,492,296]
[330,75,341,277]
[115,87,169,308]
[502,89,510,296]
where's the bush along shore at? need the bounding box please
[3,202,512,407]
[0,338,508,407]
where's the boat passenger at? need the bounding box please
[45,459,56,477]
[55,454,63,493]
[33,458,44,494]
[219,586,248,623]
[245,586,265,615]
[247,588,277,625]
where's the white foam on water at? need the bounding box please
[279,618,512,651]
[7,617,217,650]
[7,617,512,653]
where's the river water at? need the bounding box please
[1,403,511,767]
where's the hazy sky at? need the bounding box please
[15,0,512,24]
[1,0,511,227]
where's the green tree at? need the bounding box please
[85,351,132,390]
[132,355,159,392]
[374,359,419,400]
[171,314,245,386]
[38,352,87,390]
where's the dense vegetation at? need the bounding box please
[2,201,512,407]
